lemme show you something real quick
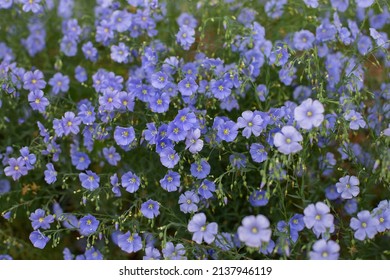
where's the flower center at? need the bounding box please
[286,138,292,144]
[251,227,258,233]
[248,122,253,127]
[306,111,312,117]
[315,214,321,220]
[87,219,92,225]
[361,222,367,228]
[200,226,206,232]
[322,251,328,257]
[35,98,40,104]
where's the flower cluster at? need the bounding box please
[0,0,389,260]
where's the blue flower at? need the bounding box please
[121,171,140,193]
[289,214,305,241]
[210,79,232,100]
[160,171,180,192]
[176,25,195,50]
[0,179,10,194]
[78,214,99,236]
[325,185,340,200]
[19,147,36,170]
[273,126,303,155]
[78,103,95,125]
[85,247,103,260]
[117,231,143,253]
[190,159,211,179]
[162,242,187,260]
[294,98,324,130]
[0,254,12,260]
[237,111,264,138]
[357,35,372,55]
[28,90,49,112]
[110,174,121,197]
[21,0,42,13]
[355,0,374,8]
[303,202,334,238]
[151,71,168,89]
[99,90,121,112]
[174,108,197,131]
[149,92,170,113]
[4,157,28,181]
[48,73,70,94]
[29,230,50,249]
[177,12,198,28]
[217,120,238,142]
[167,121,187,142]
[303,0,318,8]
[374,209,390,232]
[111,10,132,32]
[250,143,268,163]
[237,215,272,248]
[71,151,91,171]
[61,112,81,136]
[185,129,204,154]
[79,170,100,191]
[178,76,198,96]
[110,42,130,63]
[309,239,340,260]
[29,209,54,230]
[344,110,366,130]
[159,147,179,168]
[0,0,13,9]
[23,70,46,91]
[178,191,200,213]
[249,190,268,207]
[198,179,215,199]
[188,213,218,244]
[336,175,360,199]
[82,41,98,62]
[103,146,121,166]
[143,247,161,260]
[141,199,160,219]
[114,126,136,146]
[75,65,87,83]
[350,210,379,241]
[344,199,358,215]
[293,30,315,51]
